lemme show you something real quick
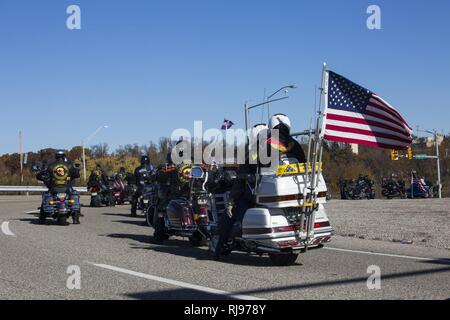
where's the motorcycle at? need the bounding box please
[339,176,375,200]
[33,163,81,226]
[112,175,128,205]
[381,178,406,199]
[207,158,333,266]
[406,179,434,199]
[153,165,210,246]
[89,179,115,207]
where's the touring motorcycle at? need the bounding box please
[207,158,333,266]
[33,163,81,226]
[153,165,210,246]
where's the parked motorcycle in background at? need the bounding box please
[382,176,406,199]
[339,176,375,200]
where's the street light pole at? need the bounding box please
[418,128,442,199]
[266,85,297,122]
[434,130,442,199]
[82,125,109,183]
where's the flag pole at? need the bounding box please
[304,63,328,249]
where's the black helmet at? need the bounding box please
[55,150,66,161]
[141,155,150,166]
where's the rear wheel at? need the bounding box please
[269,253,299,266]
[91,195,102,207]
[189,232,205,247]
[57,215,68,226]
[38,208,46,224]
[153,216,170,242]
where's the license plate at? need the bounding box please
[91,193,97,196]
[143,199,149,204]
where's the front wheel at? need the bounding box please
[145,207,155,227]
[269,253,299,266]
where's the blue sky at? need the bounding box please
[1,0,449,154]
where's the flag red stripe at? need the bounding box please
[367,101,407,127]
[365,109,408,130]
[323,134,409,150]
[371,95,412,130]
[325,124,412,144]
[326,113,410,137]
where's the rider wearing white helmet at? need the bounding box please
[267,113,306,163]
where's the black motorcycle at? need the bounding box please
[89,178,115,207]
[381,178,406,199]
[340,176,375,200]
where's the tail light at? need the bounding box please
[314,221,331,229]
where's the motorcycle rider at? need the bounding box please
[117,167,127,180]
[265,113,306,164]
[88,164,109,189]
[131,155,155,216]
[37,150,81,224]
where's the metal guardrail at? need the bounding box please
[0,186,88,193]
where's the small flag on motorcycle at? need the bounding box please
[221,119,234,130]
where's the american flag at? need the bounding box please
[221,119,234,130]
[412,173,427,193]
[322,71,413,150]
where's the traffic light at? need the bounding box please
[390,149,399,161]
[407,147,413,160]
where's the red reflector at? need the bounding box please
[59,198,65,203]
[314,221,331,229]
[273,225,303,233]
[278,240,299,247]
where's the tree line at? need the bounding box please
[0,136,449,197]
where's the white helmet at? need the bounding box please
[250,123,268,143]
[269,113,291,131]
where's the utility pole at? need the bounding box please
[19,130,24,185]
[434,130,442,199]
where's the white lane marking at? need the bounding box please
[25,210,40,214]
[1,221,16,237]
[324,247,435,261]
[89,262,264,300]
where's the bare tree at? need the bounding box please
[91,143,109,159]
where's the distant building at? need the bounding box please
[413,135,444,148]
[350,144,359,155]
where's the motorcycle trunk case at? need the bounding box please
[166,200,196,229]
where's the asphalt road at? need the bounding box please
[0,196,449,300]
